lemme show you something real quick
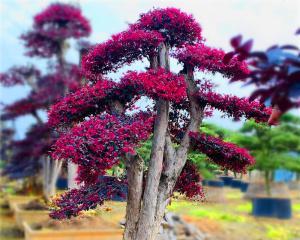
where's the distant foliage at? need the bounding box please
[21,3,91,58]
[225,34,300,114]
[1,3,91,179]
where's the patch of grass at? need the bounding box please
[266,225,293,240]
[292,203,300,212]
[167,200,196,211]
[236,203,252,213]
[168,200,246,222]
[189,208,245,222]
[3,187,16,195]
[226,191,243,200]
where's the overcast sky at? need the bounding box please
[0,0,299,139]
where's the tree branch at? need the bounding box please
[32,111,43,124]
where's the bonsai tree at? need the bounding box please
[225,33,300,124]
[0,3,91,199]
[231,115,300,195]
[48,8,271,239]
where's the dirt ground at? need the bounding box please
[1,187,299,240]
[170,189,300,240]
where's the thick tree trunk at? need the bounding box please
[151,69,205,237]
[128,63,204,239]
[123,154,144,240]
[134,99,169,240]
[133,43,170,240]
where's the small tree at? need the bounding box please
[231,115,300,195]
[0,3,91,200]
[48,8,271,239]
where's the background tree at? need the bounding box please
[0,3,91,200]
[230,115,300,195]
[48,8,271,239]
[0,126,14,170]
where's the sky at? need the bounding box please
[0,0,299,139]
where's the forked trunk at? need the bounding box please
[124,50,204,239]
[134,43,170,240]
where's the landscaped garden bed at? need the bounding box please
[5,195,38,210]
[23,216,123,240]
[13,200,49,229]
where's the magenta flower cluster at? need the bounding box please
[174,161,203,198]
[50,177,127,219]
[51,113,154,184]
[130,7,202,47]
[190,132,255,173]
[82,30,164,77]
[48,68,185,127]
[196,91,272,123]
[174,43,249,80]
[120,68,186,102]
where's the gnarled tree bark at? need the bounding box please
[151,68,205,237]
[134,43,170,240]
[123,153,144,240]
[125,47,205,240]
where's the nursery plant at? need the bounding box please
[48,8,272,239]
[231,115,300,195]
[0,3,91,200]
